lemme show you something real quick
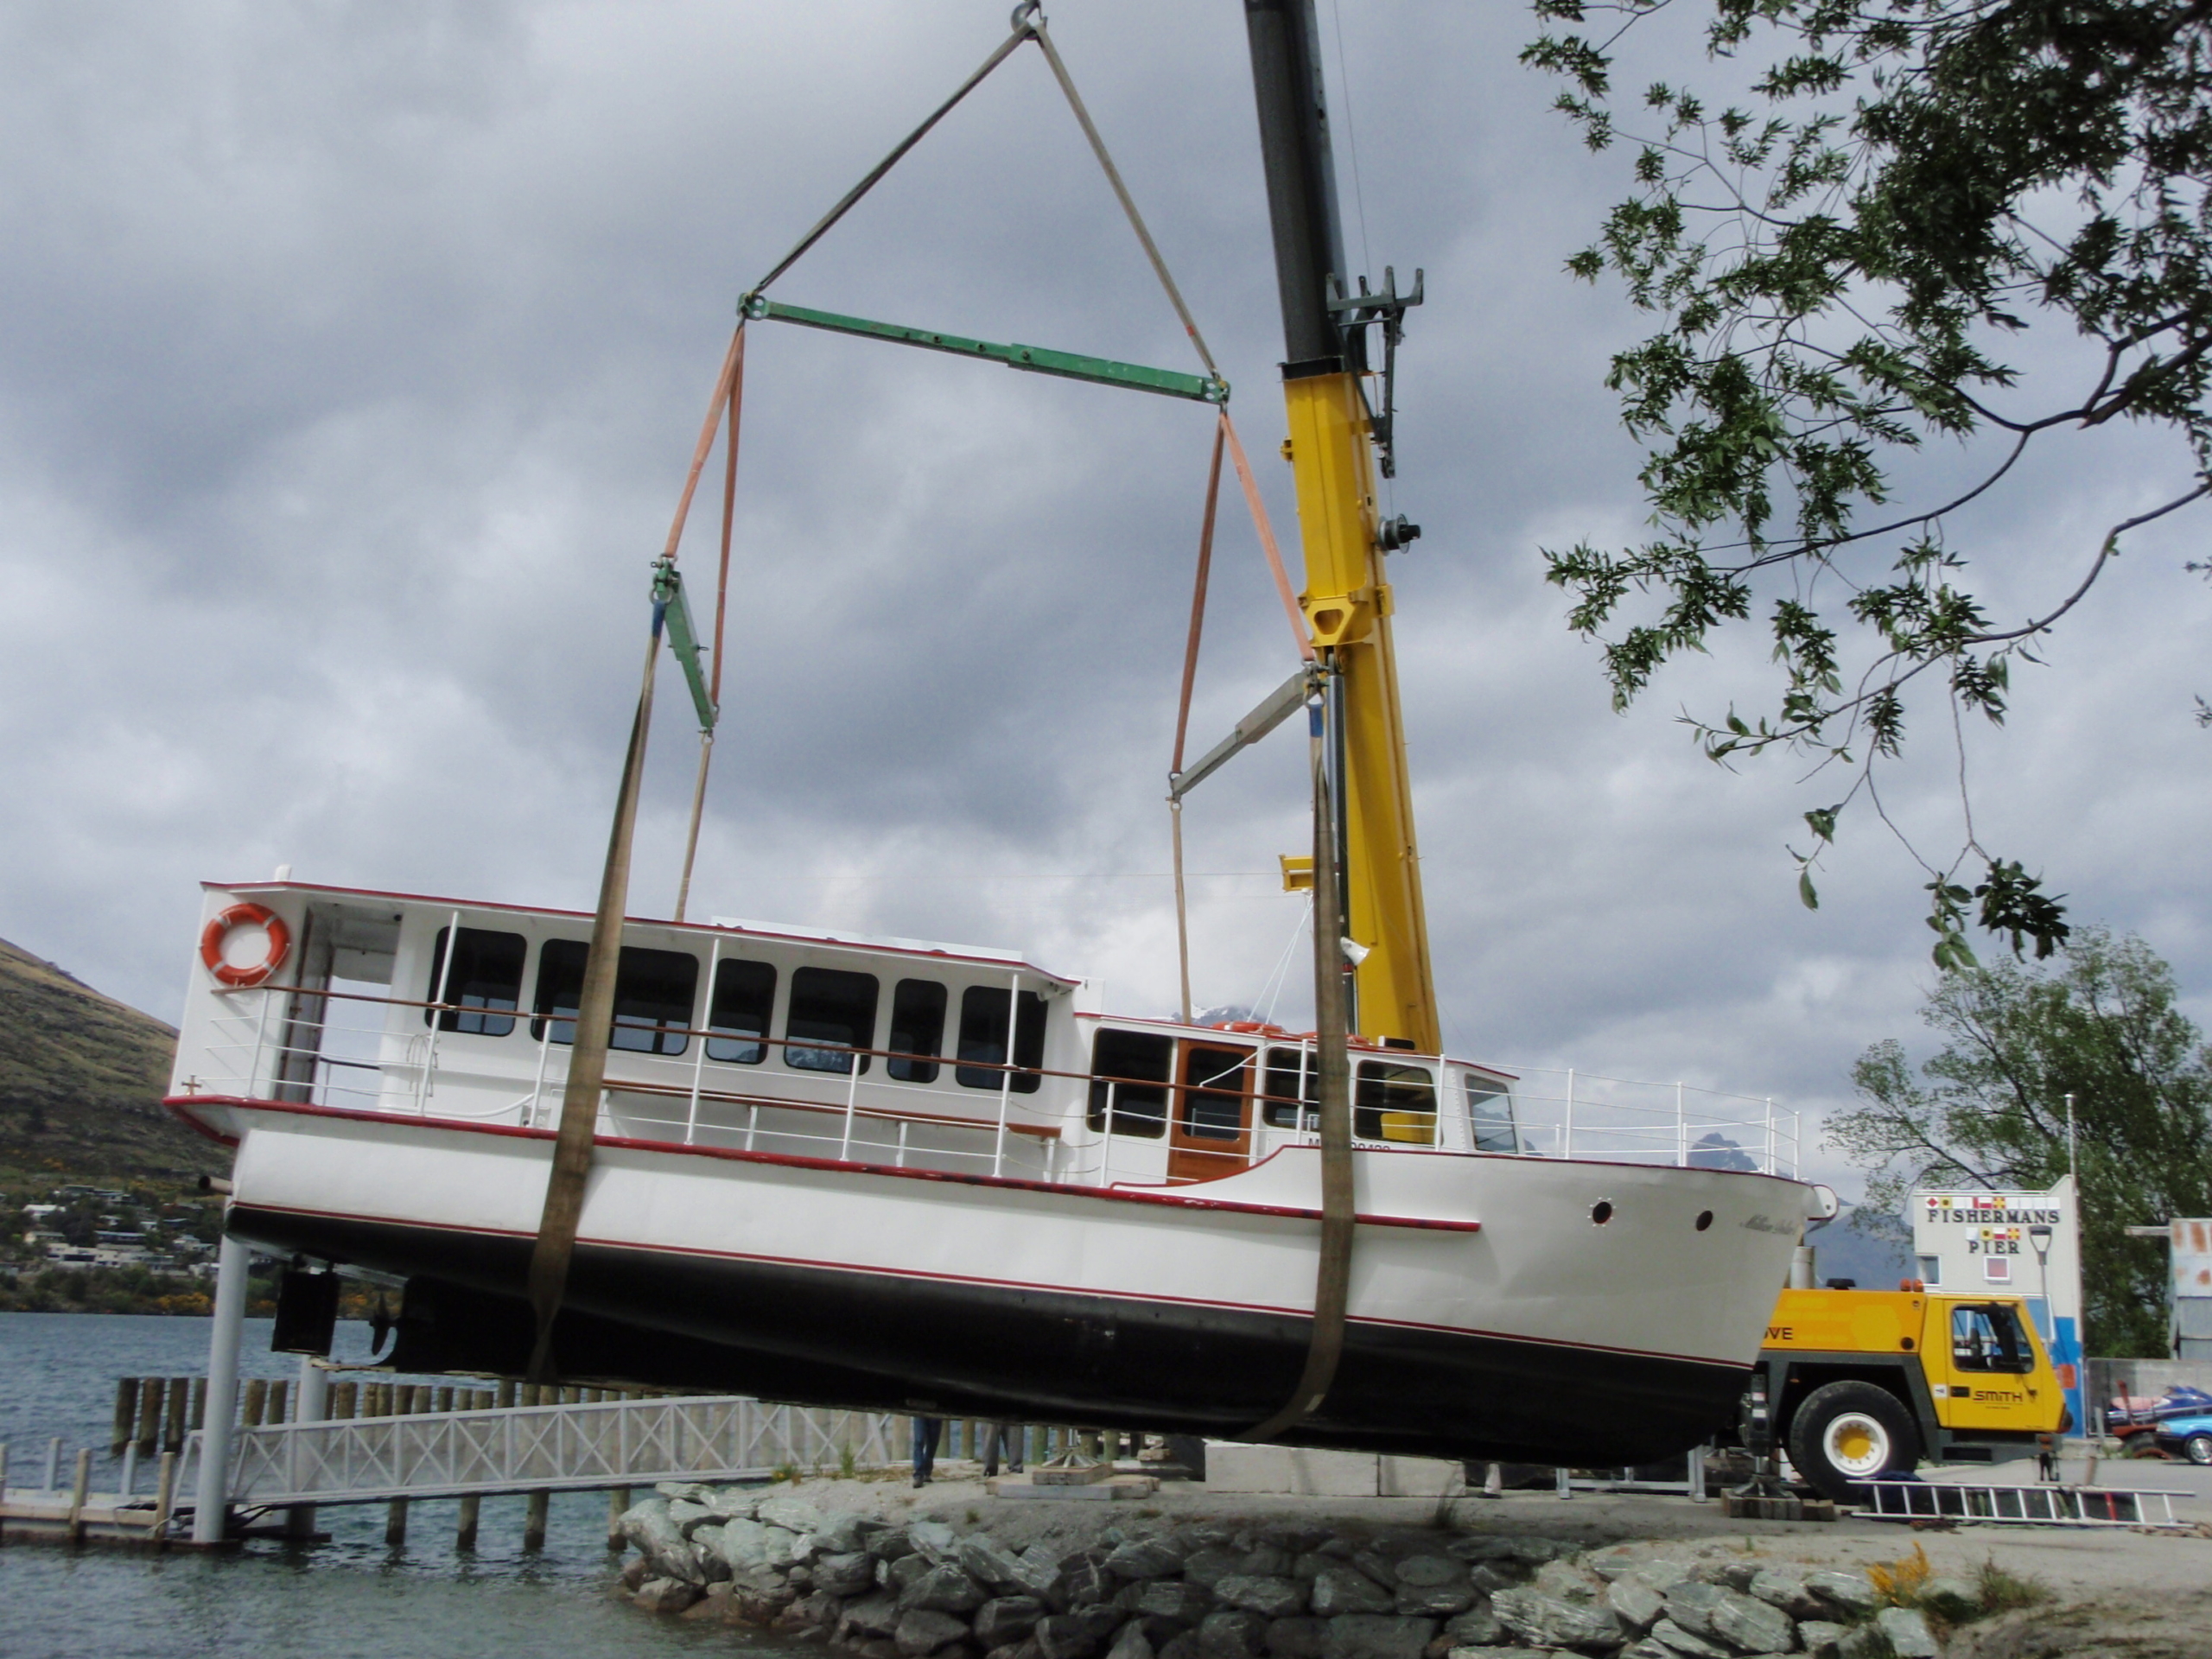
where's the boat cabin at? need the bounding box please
[172,880,1525,1189]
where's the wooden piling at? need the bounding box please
[135,1376,165,1456]
[435,1386,454,1414]
[67,1449,90,1546]
[268,1378,289,1425]
[0,1442,10,1546]
[163,1376,189,1452]
[497,1378,517,1409]
[111,1377,137,1456]
[454,1492,480,1551]
[523,1488,549,1551]
[384,1389,413,1547]
[606,1488,628,1550]
[242,1377,268,1428]
[331,1381,357,1420]
[152,1452,176,1551]
[188,1376,207,1433]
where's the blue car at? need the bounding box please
[2152,1412,2212,1465]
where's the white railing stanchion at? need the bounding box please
[993,970,1018,1178]
[838,1044,860,1161]
[687,937,721,1146]
[1675,1081,1687,1166]
[1563,1068,1574,1160]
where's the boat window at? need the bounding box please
[1086,1029,1172,1136]
[1356,1060,1437,1145]
[422,927,525,1036]
[1262,1045,1317,1129]
[1182,1046,1252,1141]
[1465,1075,1519,1153]
[887,979,947,1084]
[705,958,776,1065]
[1950,1304,2035,1374]
[609,947,698,1056]
[784,968,878,1074]
[529,941,698,1053]
[956,986,1046,1093]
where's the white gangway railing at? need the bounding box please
[186,1395,901,1509]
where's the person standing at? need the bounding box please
[979,1422,1024,1477]
[910,1415,943,1487]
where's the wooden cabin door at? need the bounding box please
[1167,1042,1254,1183]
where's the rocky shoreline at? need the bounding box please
[611,1484,2019,1659]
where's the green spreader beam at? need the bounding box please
[651,559,717,733]
[741,296,1229,405]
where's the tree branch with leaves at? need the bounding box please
[1525,0,2212,964]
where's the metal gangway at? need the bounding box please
[193,1394,900,1510]
[1859,1478,2192,1529]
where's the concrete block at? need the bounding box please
[1202,1444,1377,1496]
[1376,1456,1459,1497]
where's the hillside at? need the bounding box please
[0,935,209,1189]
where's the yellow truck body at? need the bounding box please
[1751,1287,2068,1497]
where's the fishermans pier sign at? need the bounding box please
[1910,1175,2083,1421]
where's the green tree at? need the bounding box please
[1829,929,2212,1356]
[1523,0,2212,963]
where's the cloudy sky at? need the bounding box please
[2,1,2204,1198]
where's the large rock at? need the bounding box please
[1620,1643,1680,1659]
[1872,1608,1938,1659]
[888,1554,938,1594]
[1533,1560,1602,1604]
[1393,1558,1471,1592]
[1438,1605,1503,1649]
[1795,1624,1844,1659]
[620,1499,705,1586]
[1351,1551,1402,1592]
[1322,1615,1438,1659]
[842,1593,906,1638]
[898,1609,975,1657]
[1310,1567,1395,1618]
[876,1530,921,1564]
[1662,1584,1727,1640]
[1291,1553,1334,1583]
[1134,1580,1218,1624]
[668,1498,718,1536]
[819,1552,881,1598]
[1185,1549,1252,1590]
[909,1521,960,1565]
[690,1524,740,1582]
[1011,1546,1069,1600]
[817,1512,874,1554]
[1056,1552,1120,1610]
[656,1481,716,1503]
[1267,1617,1331,1658]
[1582,1547,1647,1583]
[1693,1563,1762,1593]
[1465,1565,1518,1597]
[1605,1577,1667,1635]
[1800,1573,1877,1618]
[976,1597,1048,1649]
[1621,1564,1694,1597]
[1109,1537,1192,1580]
[1106,1625,1155,1659]
[1241,1547,1296,1579]
[1216,1577,1307,1619]
[1036,1612,1112,1659]
[1489,1587,1624,1651]
[635,1576,703,1615]
[757,1495,824,1535]
[1196,1610,1269,1659]
[728,1562,799,1623]
[1648,1619,1731,1659]
[1393,1585,1475,1618]
[1444,1539,1519,1565]
[1709,1589,1796,1655]
[1746,1572,1823,1623]
[963,1537,1031,1592]
[906,1566,990,1615]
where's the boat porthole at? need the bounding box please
[1591,1200,1613,1225]
[1695,1210,1713,1231]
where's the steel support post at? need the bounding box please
[285,1357,329,1539]
[192,1236,251,1544]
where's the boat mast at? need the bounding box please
[1242,0,1439,1053]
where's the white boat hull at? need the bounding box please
[174,1092,1810,1465]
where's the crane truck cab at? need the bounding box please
[1755,1285,2069,1501]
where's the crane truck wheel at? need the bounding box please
[2184,1433,2212,1466]
[1788,1380,1918,1502]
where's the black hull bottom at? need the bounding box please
[235,1204,1744,1466]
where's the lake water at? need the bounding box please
[0,1313,784,1659]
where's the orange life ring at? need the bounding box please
[200,902,291,988]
